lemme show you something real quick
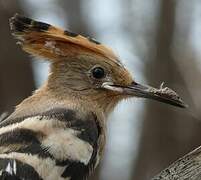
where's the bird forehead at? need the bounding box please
[79,53,123,66]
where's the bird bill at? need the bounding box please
[102,82,187,108]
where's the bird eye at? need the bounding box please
[91,67,105,79]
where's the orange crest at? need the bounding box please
[10,14,120,63]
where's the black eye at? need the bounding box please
[92,67,105,79]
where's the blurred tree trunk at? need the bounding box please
[0,1,35,114]
[171,1,201,117]
[132,0,201,179]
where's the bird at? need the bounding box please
[0,14,186,180]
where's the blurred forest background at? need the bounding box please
[1,0,201,179]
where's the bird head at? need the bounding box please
[10,14,186,114]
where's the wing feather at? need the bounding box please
[0,108,100,179]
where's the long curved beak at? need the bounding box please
[102,82,187,108]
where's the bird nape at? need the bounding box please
[0,13,187,180]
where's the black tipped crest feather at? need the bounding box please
[9,14,121,65]
[10,14,50,34]
[64,30,78,37]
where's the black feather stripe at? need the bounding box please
[9,13,50,34]
[0,171,21,180]
[69,118,99,146]
[0,108,76,128]
[0,158,42,180]
[17,143,54,160]
[0,128,43,145]
[31,21,50,31]
[0,128,55,161]
[64,30,78,37]
[61,161,88,180]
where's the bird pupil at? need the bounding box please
[92,67,105,79]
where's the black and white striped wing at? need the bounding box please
[0,109,100,180]
[0,158,41,180]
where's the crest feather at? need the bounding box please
[9,14,119,62]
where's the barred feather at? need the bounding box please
[0,109,102,180]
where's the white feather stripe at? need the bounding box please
[5,162,13,175]
[41,129,93,165]
[4,160,17,175]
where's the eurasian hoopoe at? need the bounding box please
[0,14,186,180]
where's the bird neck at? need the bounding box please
[12,82,109,121]
[45,76,120,117]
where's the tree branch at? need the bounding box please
[152,146,201,179]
